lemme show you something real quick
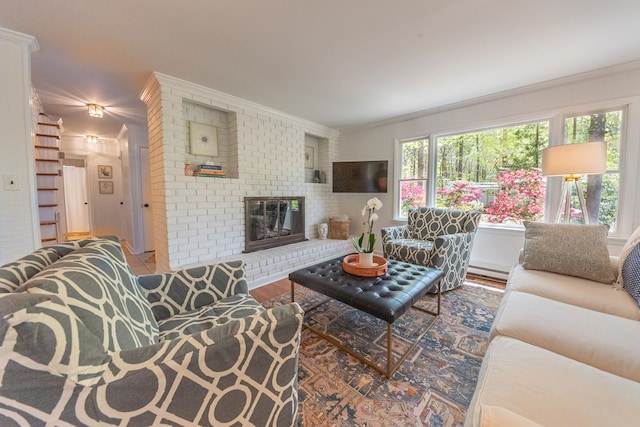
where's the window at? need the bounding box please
[563,109,622,230]
[435,121,549,224]
[396,108,626,229]
[398,138,429,217]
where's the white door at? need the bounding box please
[63,164,91,235]
[140,147,154,252]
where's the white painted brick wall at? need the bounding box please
[141,73,351,285]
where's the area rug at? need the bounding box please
[263,281,504,427]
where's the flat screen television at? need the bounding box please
[332,160,388,193]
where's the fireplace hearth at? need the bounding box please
[244,197,306,252]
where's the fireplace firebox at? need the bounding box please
[244,197,305,252]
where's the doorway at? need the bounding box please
[63,158,91,239]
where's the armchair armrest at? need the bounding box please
[96,303,304,426]
[138,260,248,321]
[432,232,476,260]
[381,225,411,243]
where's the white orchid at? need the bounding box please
[352,197,383,254]
[367,197,383,210]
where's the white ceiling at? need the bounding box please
[1,0,640,139]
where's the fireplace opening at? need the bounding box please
[244,197,306,253]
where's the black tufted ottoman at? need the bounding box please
[289,256,443,377]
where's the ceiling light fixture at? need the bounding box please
[87,103,104,118]
[86,135,99,143]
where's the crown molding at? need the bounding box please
[0,27,39,53]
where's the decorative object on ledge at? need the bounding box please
[342,254,388,277]
[196,162,225,177]
[189,121,218,156]
[318,222,328,240]
[329,215,350,240]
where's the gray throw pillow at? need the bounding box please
[522,222,615,284]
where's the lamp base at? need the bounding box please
[555,175,589,224]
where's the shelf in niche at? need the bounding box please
[183,101,238,179]
[304,133,329,184]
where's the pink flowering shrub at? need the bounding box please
[436,181,483,210]
[485,168,545,224]
[401,181,426,215]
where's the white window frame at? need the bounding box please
[392,97,638,238]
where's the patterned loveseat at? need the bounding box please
[0,236,303,426]
[381,207,481,292]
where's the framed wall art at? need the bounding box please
[304,146,314,169]
[98,165,113,179]
[98,180,114,194]
[190,121,218,157]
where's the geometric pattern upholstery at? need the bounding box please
[0,236,303,426]
[621,242,640,307]
[382,207,481,292]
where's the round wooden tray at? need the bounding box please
[342,254,389,277]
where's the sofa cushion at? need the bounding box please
[465,336,640,427]
[507,264,639,320]
[491,290,640,382]
[19,239,159,352]
[158,294,264,341]
[522,222,615,284]
[617,226,640,306]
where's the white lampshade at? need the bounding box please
[541,141,607,177]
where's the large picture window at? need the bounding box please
[435,121,549,225]
[396,107,625,229]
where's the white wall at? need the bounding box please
[141,72,341,272]
[339,62,640,277]
[0,28,40,265]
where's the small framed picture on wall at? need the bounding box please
[190,121,218,157]
[98,165,113,179]
[99,180,114,194]
[305,146,314,169]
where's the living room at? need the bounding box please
[1,2,640,426]
[1,4,640,281]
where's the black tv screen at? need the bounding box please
[333,161,388,193]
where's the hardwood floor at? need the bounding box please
[250,278,295,303]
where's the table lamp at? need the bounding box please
[541,141,607,224]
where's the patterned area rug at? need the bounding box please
[264,281,504,426]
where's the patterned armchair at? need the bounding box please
[381,208,481,292]
[0,236,303,426]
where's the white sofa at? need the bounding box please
[465,223,640,427]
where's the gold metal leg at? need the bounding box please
[298,278,443,378]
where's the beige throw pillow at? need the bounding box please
[522,222,615,284]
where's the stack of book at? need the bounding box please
[197,164,225,178]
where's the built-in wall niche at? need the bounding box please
[183,101,238,179]
[304,133,329,184]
